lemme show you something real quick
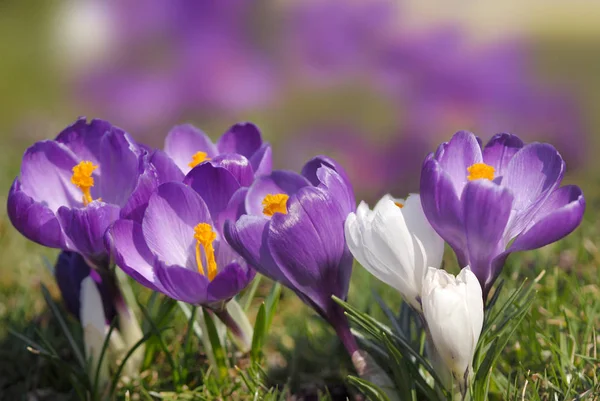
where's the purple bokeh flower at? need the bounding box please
[7,117,158,264]
[224,155,358,354]
[163,122,272,178]
[106,164,255,311]
[420,131,585,295]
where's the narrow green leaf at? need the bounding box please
[242,275,262,312]
[251,303,267,363]
[202,308,228,379]
[264,283,282,332]
[347,375,391,401]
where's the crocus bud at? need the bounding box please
[421,267,484,395]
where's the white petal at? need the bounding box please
[402,194,445,271]
[80,277,110,385]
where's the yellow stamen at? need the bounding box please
[194,223,218,281]
[71,161,98,206]
[395,201,404,209]
[188,151,211,168]
[467,163,495,181]
[262,193,289,216]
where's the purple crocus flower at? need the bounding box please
[163,122,272,179]
[420,131,585,295]
[54,251,116,323]
[224,156,358,355]
[106,163,255,314]
[7,117,157,264]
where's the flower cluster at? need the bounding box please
[7,118,585,397]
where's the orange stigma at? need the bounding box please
[71,161,98,206]
[467,163,495,181]
[262,193,289,216]
[194,223,217,281]
[188,151,211,168]
[394,201,404,209]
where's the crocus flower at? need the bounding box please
[163,122,272,179]
[345,194,444,312]
[421,267,484,395]
[106,164,255,345]
[224,156,357,353]
[54,251,144,385]
[7,117,157,265]
[420,131,585,295]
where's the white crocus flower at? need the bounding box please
[421,267,484,395]
[345,194,444,311]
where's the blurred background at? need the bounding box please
[1,0,599,396]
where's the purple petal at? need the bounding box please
[149,149,185,183]
[433,131,483,196]
[97,131,144,207]
[7,179,68,249]
[208,153,254,187]
[482,133,524,178]
[245,171,310,216]
[142,182,211,267]
[301,155,352,191]
[119,158,159,223]
[164,124,217,174]
[249,143,272,177]
[502,143,565,241]
[105,219,162,291]
[462,180,514,288]
[154,263,209,304]
[54,251,91,319]
[224,216,292,286]
[267,187,351,311]
[420,158,468,267]
[314,165,356,214]
[217,122,263,159]
[19,140,81,212]
[507,185,585,253]
[207,263,254,303]
[58,202,120,259]
[184,163,241,226]
[216,187,248,235]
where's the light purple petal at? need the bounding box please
[267,187,351,312]
[314,165,355,214]
[149,149,185,183]
[434,131,483,197]
[420,157,468,267]
[482,133,524,179]
[245,171,310,216]
[97,131,144,207]
[301,155,352,192]
[207,263,255,303]
[154,262,209,305]
[7,179,68,249]
[462,180,514,288]
[507,185,585,253]
[217,122,263,159]
[119,159,159,223]
[184,163,241,225]
[142,182,211,267]
[164,124,217,174]
[209,153,254,187]
[216,187,248,235]
[58,202,121,258]
[55,118,118,165]
[224,216,292,286]
[106,219,162,292]
[19,140,81,212]
[249,143,272,177]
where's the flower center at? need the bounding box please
[262,193,289,216]
[194,223,217,281]
[467,163,495,181]
[188,151,211,168]
[395,201,404,209]
[71,160,98,206]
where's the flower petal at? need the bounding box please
[301,155,353,193]
[154,262,209,304]
[481,133,524,179]
[249,143,272,177]
[58,202,121,259]
[149,149,185,184]
[217,122,263,159]
[119,159,159,223]
[105,219,162,291]
[7,179,68,249]
[313,164,355,214]
[19,140,81,212]
[55,118,124,165]
[462,180,513,288]
[433,131,483,196]
[420,157,467,267]
[164,124,217,174]
[209,153,254,187]
[245,171,310,216]
[142,182,212,267]
[207,263,255,303]
[184,163,241,225]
